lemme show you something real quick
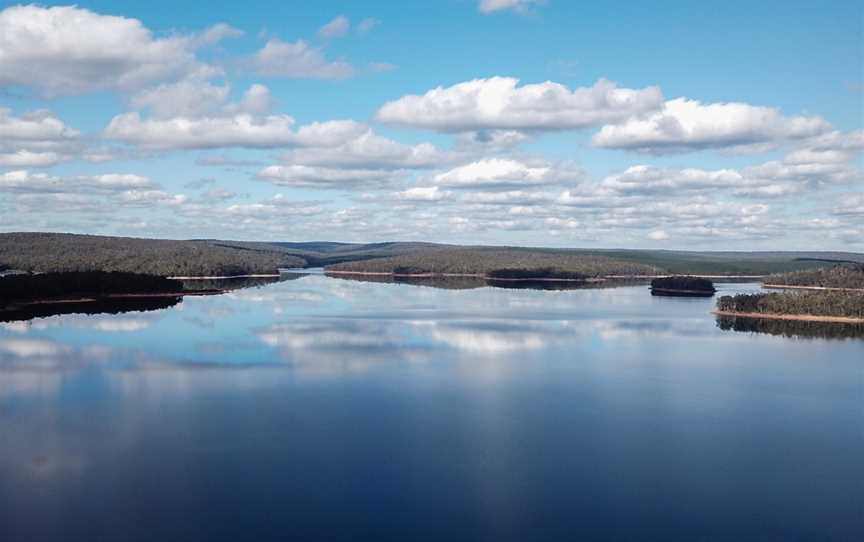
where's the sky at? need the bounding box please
[0,0,862,250]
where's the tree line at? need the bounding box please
[326,248,662,278]
[717,291,864,318]
[765,264,864,289]
[0,233,306,277]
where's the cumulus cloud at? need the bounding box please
[432,158,584,189]
[375,77,663,132]
[0,170,156,194]
[250,38,353,79]
[318,15,350,38]
[0,5,234,95]
[395,186,451,201]
[107,80,371,150]
[0,108,79,142]
[278,128,446,169]
[0,108,86,167]
[105,111,299,149]
[593,97,832,153]
[479,0,544,13]
[257,164,404,189]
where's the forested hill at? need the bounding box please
[2,232,862,278]
[326,249,662,278]
[0,233,305,277]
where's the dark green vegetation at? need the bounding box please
[326,248,662,279]
[650,276,716,297]
[324,246,864,277]
[330,273,647,291]
[208,240,442,267]
[716,315,864,340]
[764,264,864,289]
[0,233,304,276]
[716,291,864,320]
[572,249,864,275]
[4,232,863,278]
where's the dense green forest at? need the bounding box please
[325,248,662,279]
[0,233,305,276]
[3,232,862,278]
[765,264,864,289]
[716,291,864,319]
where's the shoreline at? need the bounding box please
[325,270,767,282]
[762,284,864,293]
[323,270,608,283]
[712,310,864,324]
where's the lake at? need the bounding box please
[1,274,862,541]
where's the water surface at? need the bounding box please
[1,277,862,541]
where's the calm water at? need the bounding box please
[1,275,862,541]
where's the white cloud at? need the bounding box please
[599,165,746,195]
[257,165,403,188]
[278,128,445,169]
[0,150,62,167]
[250,38,354,79]
[108,86,409,152]
[0,108,80,142]
[396,186,451,201]
[376,77,663,132]
[0,170,156,193]
[648,230,669,241]
[479,0,543,14]
[833,194,864,216]
[593,97,832,153]
[0,5,232,95]
[105,111,299,149]
[0,108,86,167]
[319,15,350,38]
[432,158,582,189]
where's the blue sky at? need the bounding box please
[0,0,861,250]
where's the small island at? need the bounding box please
[715,291,864,323]
[650,276,716,297]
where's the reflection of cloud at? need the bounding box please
[256,319,433,373]
[413,320,565,353]
[0,313,156,333]
[0,338,70,358]
[89,318,151,332]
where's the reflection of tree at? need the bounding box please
[0,297,181,323]
[179,274,299,292]
[716,315,864,340]
[329,273,649,292]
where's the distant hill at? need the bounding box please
[326,248,662,279]
[2,232,862,278]
[0,232,305,277]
